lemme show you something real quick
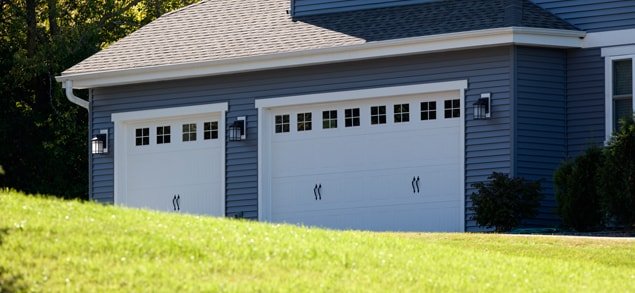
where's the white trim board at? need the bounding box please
[255,80,469,109]
[584,28,635,49]
[257,80,467,231]
[57,27,584,89]
[111,102,228,216]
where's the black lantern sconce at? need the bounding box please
[228,116,246,141]
[91,129,109,154]
[473,93,491,120]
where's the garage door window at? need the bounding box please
[322,110,337,129]
[275,115,290,133]
[370,106,386,125]
[156,126,171,144]
[135,128,149,146]
[204,121,218,140]
[345,108,360,127]
[182,123,197,141]
[444,99,461,118]
[297,113,312,131]
[394,104,410,123]
[421,101,436,120]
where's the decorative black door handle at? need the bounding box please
[411,177,416,194]
[176,195,180,211]
[172,195,177,211]
[416,176,420,193]
[314,184,318,200]
[318,184,322,200]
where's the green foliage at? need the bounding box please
[599,117,635,227]
[471,172,543,232]
[1,190,634,292]
[554,147,604,231]
[0,0,198,198]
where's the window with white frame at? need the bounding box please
[275,114,290,133]
[612,59,633,130]
[182,123,197,141]
[297,112,312,131]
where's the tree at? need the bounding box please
[0,0,198,198]
[599,118,635,228]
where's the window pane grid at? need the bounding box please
[345,108,360,127]
[370,105,386,125]
[394,104,410,123]
[421,101,437,120]
[322,110,337,129]
[204,121,218,140]
[182,123,197,141]
[444,99,461,118]
[156,126,171,144]
[275,115,290,133]
[297,112,312,131]
[135,128,149,146]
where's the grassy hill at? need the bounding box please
[1,189,633,292]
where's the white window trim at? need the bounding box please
[256,80,467,231]
[111,102,228,216]
[603,48,635,143]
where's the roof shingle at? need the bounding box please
[63,0,578,75]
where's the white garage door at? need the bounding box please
[262,89,464,232]
[112,104,226,216]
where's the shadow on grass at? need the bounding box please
[0,227,28,293]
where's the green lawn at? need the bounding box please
[1,190,633,292]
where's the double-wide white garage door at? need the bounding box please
[259,85,465,232]
[112,104,226,216]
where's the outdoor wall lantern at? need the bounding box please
[228,116,246,141]
[473,93,491,120]
[91,129,109,154]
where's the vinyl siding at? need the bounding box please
[291,0,435,16]
[531,0,635,32]
[91,46,514,227]
[514,46,567,227]
[566,48,605,157]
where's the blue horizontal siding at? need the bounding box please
[292,0,435,16]
[91,46,515,228]
[531,0,635,32]
[514,46,567,227]
[566,48,605,157]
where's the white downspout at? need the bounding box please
[64,80,89,109]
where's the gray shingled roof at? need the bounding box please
[63,0,578,75]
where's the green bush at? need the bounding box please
[554,147,604,231]
[599,118,635,227]
[471,172,543,232]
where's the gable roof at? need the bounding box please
[63,0,578,77]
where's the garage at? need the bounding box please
[257,82,466,232]
[111,103,227,216]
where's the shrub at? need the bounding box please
[554,147,604,231]
[599,118,635,228]
[471,172,542,232]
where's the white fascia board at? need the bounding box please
[111,102,228,123]
[583,28,635,49]
[58,27,585,89]
[255,80,468,108]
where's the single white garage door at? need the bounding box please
[112,104,226,216]
[263,90,463,232]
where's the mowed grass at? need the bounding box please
[1,190,634,292]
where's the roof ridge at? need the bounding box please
[160,0,207,19]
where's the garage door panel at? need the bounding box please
[267,93,463,232]
[119,109,224,217]
[128,148,220,189]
